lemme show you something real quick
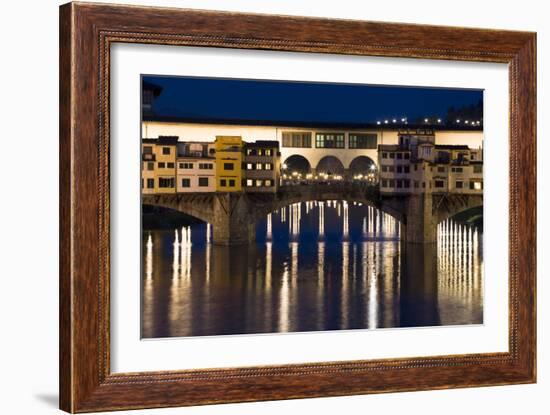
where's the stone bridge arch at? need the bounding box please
[142,193,216,224]
[433,194,483,224]
[250,183,404,224]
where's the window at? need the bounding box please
[158,177,174,188]
[199,163,213,169]
[282,132,312,148]
[414,181,419,188]
[147,178,154,189]
[404,153,410,159]
[437,166,446,173]
[315,133,345,148]
[390,153,395,159]
[396,180,402,189]
[229,179,235,187]
[451,167,463,173]
[143,146,153,154]
[470,181,483,190]
[404,179,410,188]
[246,179,253,186]
[456,181,463,189]
[256,163,263,170]
[256,180,262,187]
[349,133,377,149]
[389,180,395,187]
[435,180,445,188]
[404,165,410,173]
[246,148,256,156]
[167,162,175,169]
[158,162,166,168]
[198,177,209,187]
[265,163,273,170]
[382,152,388,159]
[382,180,388,187]
[473,164,483,173]
[181,178,191,188]
[257,149,263,156]
[179,162,193,169]
[414,164,418,171]
[220,179,227,187]
[397,166,402,173]
[147,162,154,171]
[397,153,403,160]
[382,166,388,172]
[223,163,234,170]
[265,149,272,156]
[388,166,395,172]
[265,179,273,187]
[162,147,171,155]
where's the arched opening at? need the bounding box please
[316,156,345,179]
[445,205,483,229]
[348,156,377,183]
[282,155,311,181]
[142,204,208,229]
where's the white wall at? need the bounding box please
[0,1,546,415]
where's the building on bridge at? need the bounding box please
[214,136,244,192]
[378,129,483,195]
[175,142,216,193]
[243,140,280,193]
[141,117,483,181]
[141,136,178,194]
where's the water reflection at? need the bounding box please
[141,202,483,338]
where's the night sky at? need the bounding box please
[143,75,483,124]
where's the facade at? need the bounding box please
[378,129,483,195]
[141,136,178,194]
[142,120,484,174]
[214,136,243,192]
[176,142,216,193]
[243,140,280,192]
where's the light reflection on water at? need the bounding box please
[142,201,483,338]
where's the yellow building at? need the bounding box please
[141,136,178,194]
[214,136,244,192]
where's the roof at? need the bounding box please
[435,144,470,150]
[142,136,179,145]
[244,140,280,148]
[378,144,403,151]
[142,114,483,132]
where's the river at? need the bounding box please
[141,200,483,338]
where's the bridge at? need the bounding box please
[142,183,482,245]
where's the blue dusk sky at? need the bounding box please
[143,75,483,124]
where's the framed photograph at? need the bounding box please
[59,2,536,412]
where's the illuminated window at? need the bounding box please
[256,180,262,187]
[315,133,344,149]
[256,163,263,170]
[246,179,253,186]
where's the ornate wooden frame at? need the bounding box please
[59,2,536,412]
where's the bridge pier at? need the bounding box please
[212,193,256,245]
[402,194,437,244]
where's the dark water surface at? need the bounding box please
[141,201,483,338]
